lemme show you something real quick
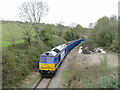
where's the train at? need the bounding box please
[39,39,85,76]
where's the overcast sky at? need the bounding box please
[0,0,119,27]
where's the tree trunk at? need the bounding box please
[37,31,40,45]
[11,36,15,45]
[8,28,15,45]
[34,24,40,45]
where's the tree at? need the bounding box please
[64,30,73,41]
[19,0,48,44]
[69,22,77,29]
[90,16,118,50]
[20,24,33,45]
[73,24,84,38]
[40,24,54,42]
[88,23,94,29]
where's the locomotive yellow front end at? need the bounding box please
[39,63,55,71]
[39,56,56,75]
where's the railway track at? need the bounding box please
[33,77,53,90]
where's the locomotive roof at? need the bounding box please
[52,44,67,51]
[41,50,57,57]
[41,44,67,57]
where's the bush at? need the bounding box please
[80,39,97,49]
[2,42,48,88]
[89,16,118,51]
[46,37,66,48]
[64,30,74,41]
[99,55,109,70]
[97,74,118,88]
[62,55,118,88]
[2,48,27,88]
[65,61,79,87]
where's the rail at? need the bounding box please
[33,77,52,90]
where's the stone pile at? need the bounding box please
[78,44,106,54]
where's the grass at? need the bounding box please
[2,21,24,41]
[12,72,41,88]
[2,21,32,47]
[2,40,24,47]
[62,56,118,88]
[2,41,11,47]
[62,69,70,88]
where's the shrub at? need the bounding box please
[46,37,66,48]
[2,41,48,88]
[62,55,118,88]
[99,55,109,69]
[2,48,26,88]
[66,61,79,87]
[80,39,97,49]
[97,74,118,88]
[64,30,74,41]
[89,16,118,51]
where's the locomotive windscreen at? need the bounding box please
[40,56,53,63]
[47,57,54,63]
[40,57,47,62]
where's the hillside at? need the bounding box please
[2,15,119,88]
[2,21,25,47]
[2,20,88,47]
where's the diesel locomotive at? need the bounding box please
[39,39,85,76]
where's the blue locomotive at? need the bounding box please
[39,39,85,76]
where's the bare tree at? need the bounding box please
[19,0,48,44]
[88,23,93,29]
[69,22,77,30]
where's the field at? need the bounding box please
[2,21,25,47]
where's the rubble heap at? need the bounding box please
[78,44,106,54]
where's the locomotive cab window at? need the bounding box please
[47,57,54,63]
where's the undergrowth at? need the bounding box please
[62,55,118,88]
[2,42,48,88]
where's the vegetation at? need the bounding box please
[2,21,25,47]
[90,16,118,52]
[62,56,118,88]
[2,4,119,88]
[19,0,48,45]
[2,42,47,88]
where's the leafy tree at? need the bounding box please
[73,24,84,39]
[40,24,54,42]
[54,24,64,36]
[90,16,118,51]
[64,29,73,41]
